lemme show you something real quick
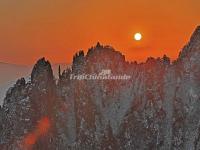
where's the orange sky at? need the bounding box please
[0,0,200,65]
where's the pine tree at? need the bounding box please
[96,42,101,48]
[58,65,61,79]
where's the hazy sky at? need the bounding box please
[0,0,199,64]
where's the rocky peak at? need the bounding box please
[86,43,125,63]
[87,42,115,55]
[190,26,200,45]
[72,50,85,73]
[72,50,85,64]
[72,43,126,74]
[178,26,200,60]
[82,43,127,75]
[16,78,26,87]
[31,57,54,89]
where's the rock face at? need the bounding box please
[0,58,58,150]
[0,27,200,150]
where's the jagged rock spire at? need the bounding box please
[72,50,85,73]
[72,50,84,64]
[16,78,26,87]
[31,57,54,88]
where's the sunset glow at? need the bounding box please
[0,0,199,64]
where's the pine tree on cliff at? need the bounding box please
[58,65,61,79]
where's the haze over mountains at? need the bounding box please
[0,63,69,105]
[0,62,30,84]
[0,63,30,105]
[0,26,200,150]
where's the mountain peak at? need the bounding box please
[31,57,54,88]
[189,26,200,45]
[178,26,200,60]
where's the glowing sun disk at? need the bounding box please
[134,33,142,41]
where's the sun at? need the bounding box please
[134,33,142,41]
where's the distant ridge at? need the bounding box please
[0,61,28,67]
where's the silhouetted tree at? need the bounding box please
[58,65,61,79]
[162,54,170,65]
[96,42,101,48]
